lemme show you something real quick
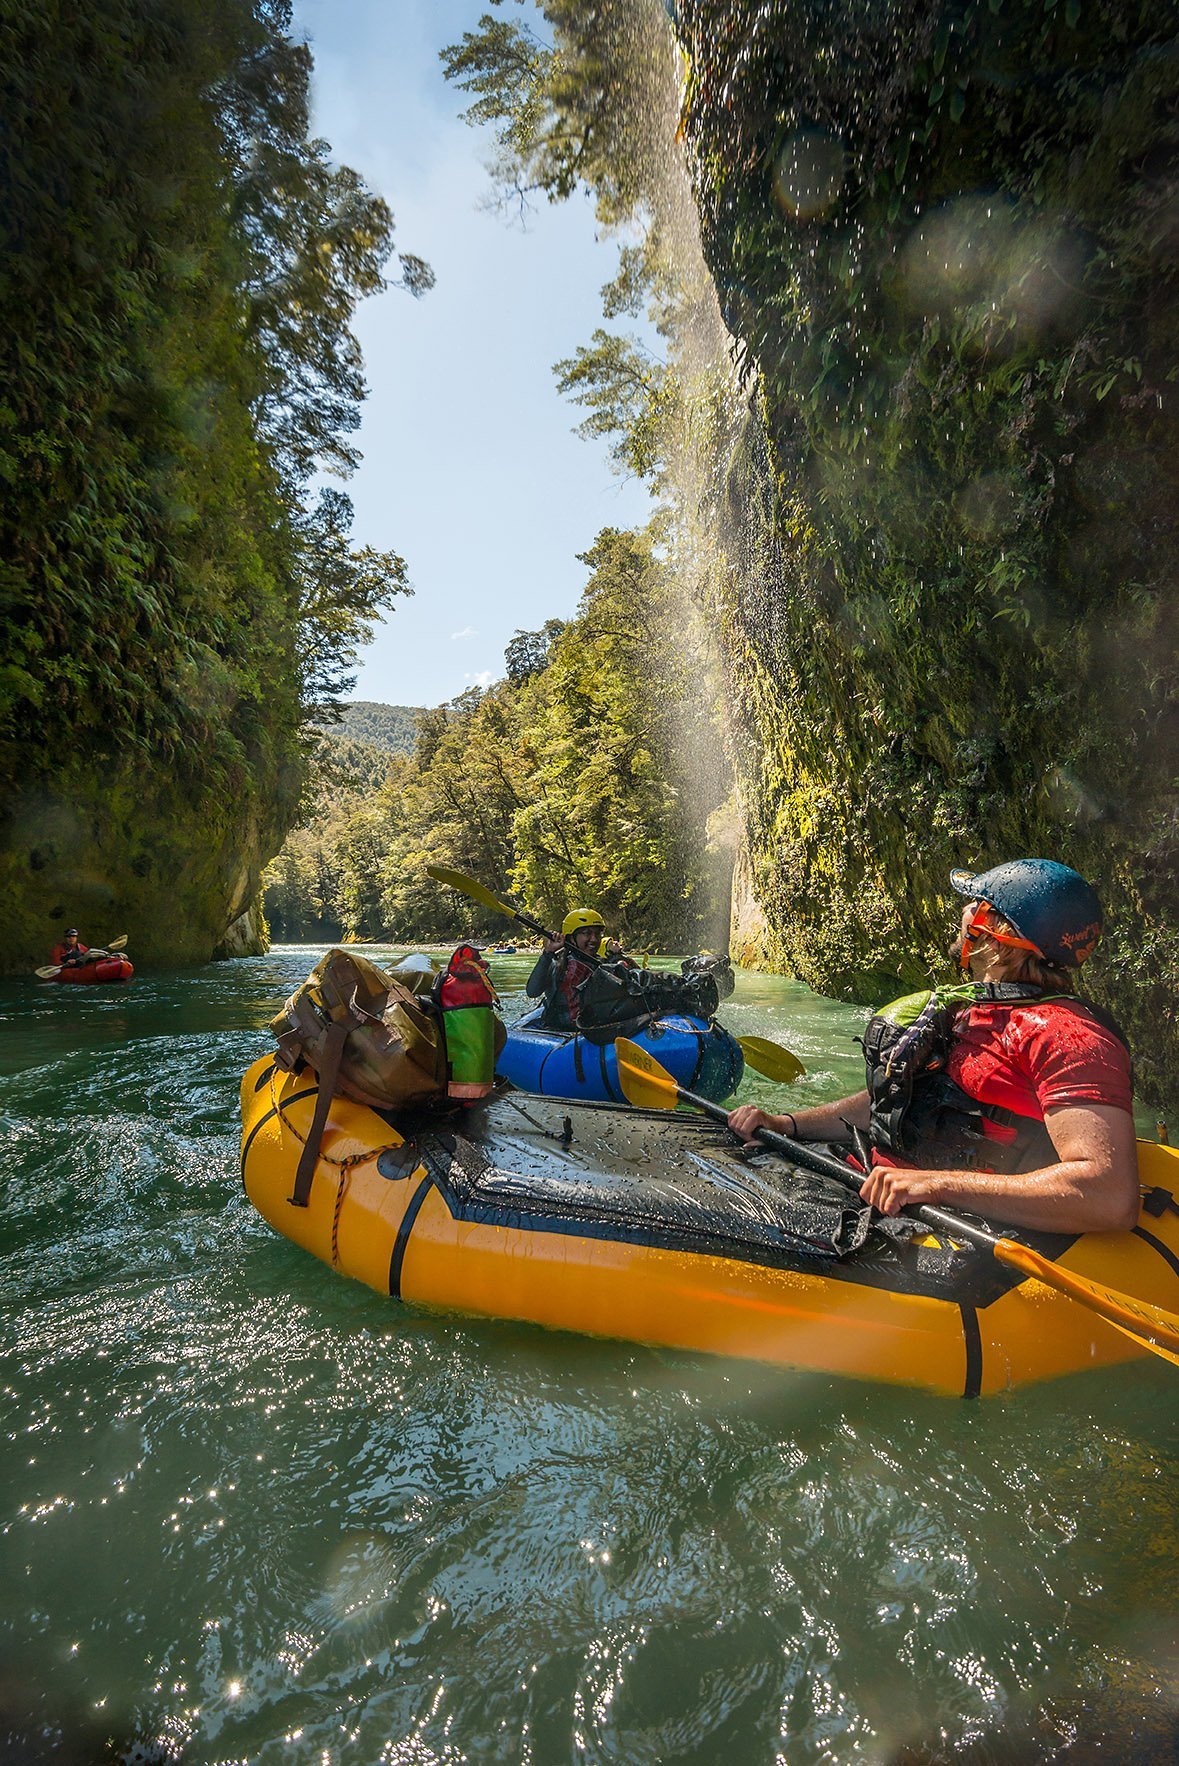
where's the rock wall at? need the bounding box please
[728,833,783,973]
[677,0,1179,1107]
[0,763,286,971]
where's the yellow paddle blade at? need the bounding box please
[1103,1315,1179,1368]
[737,1036,806,1083]
[425,865,511,918]
[615,1038,681,1112]
[34,965,61,978]
[994,1237,1179,1362]
[107,934,128,951]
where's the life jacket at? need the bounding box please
[862,981,1132,1173]
[51,942,88,965]
[550,949,596,1028]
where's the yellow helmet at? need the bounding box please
[562,907,605,937]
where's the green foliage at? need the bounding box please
[292,487,411,715]
[503,527,729,941]
[0,0,427,967]
[554,330,670,479]
[671,0,1179,1104]
[264,706,430,938]
[441,0,662,219]
[319,701,423,756]
[225,16,433,487]
[265,526,732,950]
[504,619,567,684]
[442,0,702,495]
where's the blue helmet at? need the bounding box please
[949,859,1103,968]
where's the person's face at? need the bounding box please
[573,927,603,957]
[65,934,78,947]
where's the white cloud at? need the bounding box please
[450,625,478,640]
[464,670,493,688]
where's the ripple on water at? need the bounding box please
[0,956,1177,1763]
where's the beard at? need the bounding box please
[948,929,968,966]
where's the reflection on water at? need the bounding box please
[1,949,1176,1763]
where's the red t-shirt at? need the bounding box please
[50,942,88,965]
[874,998,1132,1169]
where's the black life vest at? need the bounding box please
[862,982,1132,1174]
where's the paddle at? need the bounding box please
[35,935,129,979]
[615,1038,1179,1365]
[429,865,561,941]
[426,866,612,972]
[735,1035,806,1084]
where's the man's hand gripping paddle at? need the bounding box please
[614,1038,1179,1367]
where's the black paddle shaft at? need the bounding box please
[676,1081,1001,1253]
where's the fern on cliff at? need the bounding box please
[0,0,420,798]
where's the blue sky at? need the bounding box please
[290,0,654,707]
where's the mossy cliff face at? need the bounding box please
[0,4,403,977]
[672,0,1179,1105]
[1,755,298,970]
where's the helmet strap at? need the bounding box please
[967,905,1043,959]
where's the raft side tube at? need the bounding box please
[239,1057,1179,1395]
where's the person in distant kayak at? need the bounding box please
[50,927,89,967]
[728,860,1139,1235]
[526,908,608,1030]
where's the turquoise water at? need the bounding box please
[1,949,1176,1764]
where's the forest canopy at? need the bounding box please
[265,524,732,950]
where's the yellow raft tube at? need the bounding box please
[240,1055,1179,1397]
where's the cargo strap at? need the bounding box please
[290,1019,348,1207]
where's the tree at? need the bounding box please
[504,618,567,683]
[267,524,732,950]
[554,330,669,480]
[292,487,412,716]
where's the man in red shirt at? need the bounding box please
[49,927,89,967]
[729,860,1139,1235]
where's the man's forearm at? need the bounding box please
[781,1091,871,1140]
[860,1158,1140,1234]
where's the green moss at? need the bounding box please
[676,0,1179,1107]
[0,0,409,972]
[1,752,287,969]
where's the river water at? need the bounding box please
[1,948,1176,1765]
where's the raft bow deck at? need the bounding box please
[240,1055,1179,1396]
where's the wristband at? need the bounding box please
[783,1113,798,1139]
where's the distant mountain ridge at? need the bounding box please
[318,700,422,757]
